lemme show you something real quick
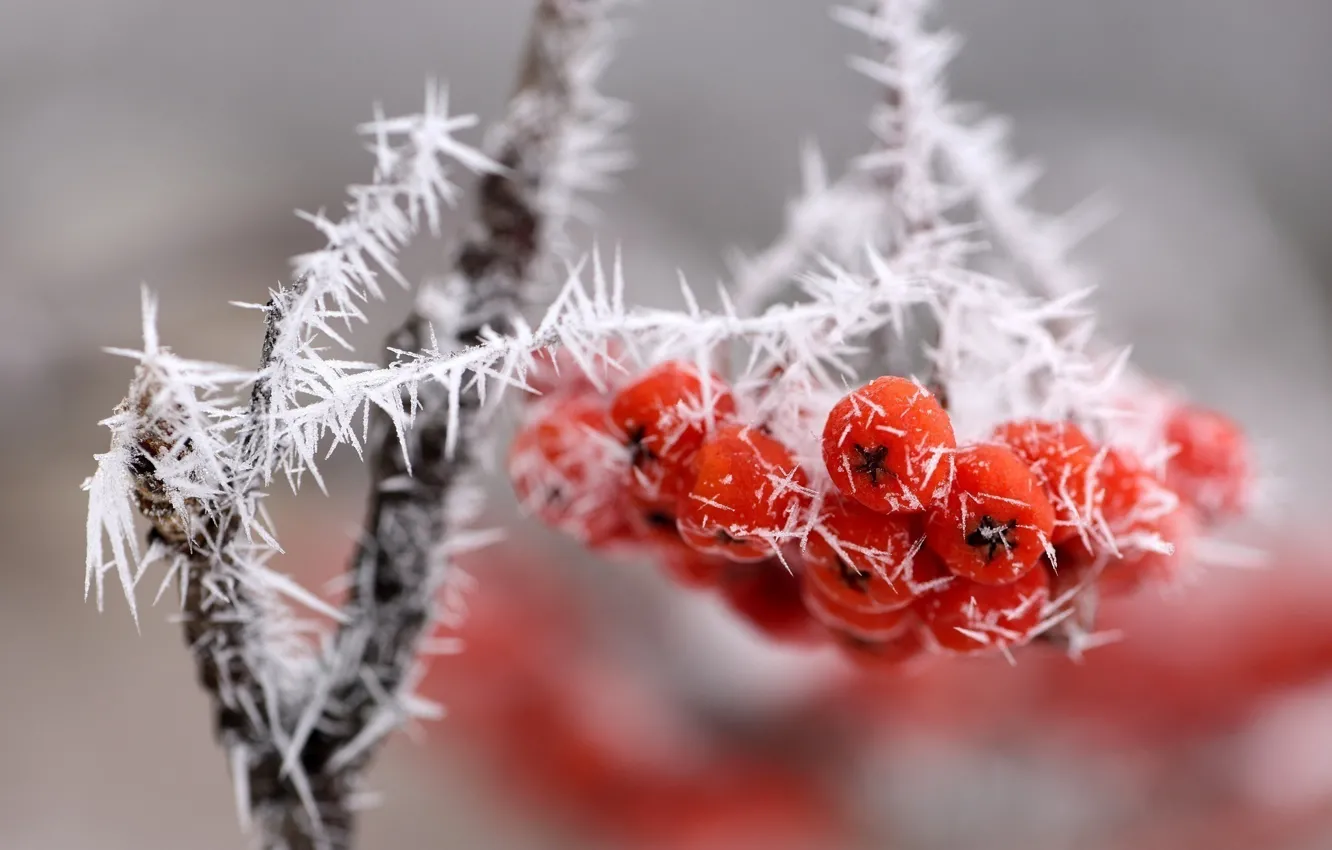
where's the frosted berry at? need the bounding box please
[915,565,1050,654]
[991,419,1097,545]
[924,444,1055,585]
[1164,404,1250,520]
[1086,447,1150,532]
[1098,502,1199,597]
[719,562,823,644]
[822,376,956,514]
[1048,445,1183,574]
[804,497,941,611]
[802,576,914,640]
[508,397,631,547]
[678,425,811,562]
[609,360,737,507]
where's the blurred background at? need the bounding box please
[3,0,1332,848]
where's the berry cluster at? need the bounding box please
[509,356,1252,666]
[509,357,821,642]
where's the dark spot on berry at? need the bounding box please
[625,425,655,468]
[838,631,877,651]
[715,528,743,546]
[835,558,872,593]
[852,443,892,486]
[644,510,676,530]
[965,515,1020,561]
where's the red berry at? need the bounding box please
[659,545,732,590]
[924,444,1055,585]
[610,360,737,507]
[1164,404,1250,520]
[508,397,631,547]
[991,419,1098,545]
[1077,446,1182,561]
[719,562,823,644]
[618,496,733,587]
[822,376,956,514]
[802,576,914,640]
[678,425,811,562]
[583,509,641,552]
[915,566,1050,654]
[804,497,942,611]
[1098,502,1199,597]
[626,494,686,547]
[834,624,928,670]
[1089,446,1152,529]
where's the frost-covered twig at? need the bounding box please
[85,89,494,845]
[83,1,625,841]
[86,294,308,792]
[273,244,1115,490]
[847,0,1113,300]
[736,0,1103,317]
[302,0,628,816]
[733,0,960,316]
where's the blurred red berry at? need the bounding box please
[719,562,823,644]
[610,360,737,507]
[924,443,1055,585]
[508,396,633,547]
[821,376,956,514]
[804,497,940,611]
[678,425,810,562]
[1090,446,1154,530]
[834,623,929,670]
[991,418,1098,545]
[627,494,686,546]
[916,564,1050,654]
[1098,502,1200,597]
[629,770,842,850]
[1070,445,1186,566]
[659,545,732,590]
[1164,403,1251,520]
[802,576,914,640]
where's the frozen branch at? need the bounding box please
[297,0,628,831]
[84,38,516,850]
[269,243,1116,491]
[735,0,1104,316]
[733,0,959,315]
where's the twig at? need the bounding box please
[84,2,624,847]
[264,1,624,845]
[735,0,1103,320]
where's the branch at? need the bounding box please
[732,0,957,316]
[255,1,627,845]
[735,0,1104,316]
[86,59,503,850]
